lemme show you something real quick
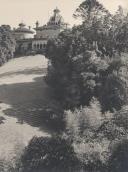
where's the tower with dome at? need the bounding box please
[32,7,68,52]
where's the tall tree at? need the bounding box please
[73,0,109,21]
[111,6,128,54]
[73,0,112,56]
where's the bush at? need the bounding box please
[65,98,103,139]
[0,25,16,65]
[108,139,128,172]
[64,98,128,171]
[65,99,110,168]
[114,105,128,130]
[20,136,79,172]
[46,31,128,112]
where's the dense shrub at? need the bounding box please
[45,0,128,112]
[114,105,128,130]
[20,136,79,172]
[64,98,128,171]
[100,58,128,112]
[0,25,16,65]
[108,139,128,172]
[46,37,128,111]
[65,98,103,138]
[65,99,110,165]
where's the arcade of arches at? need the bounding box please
[33,43,46,50]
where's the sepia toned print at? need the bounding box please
[0,0,128,172]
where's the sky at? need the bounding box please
[0,0,128,29]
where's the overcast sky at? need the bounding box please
[0,0,127,28]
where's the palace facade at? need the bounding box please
[13,8,68,55]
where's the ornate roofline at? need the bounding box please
[14,29,34,34]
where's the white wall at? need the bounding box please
[14,32,34,40]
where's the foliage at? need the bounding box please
[20,136,79,172]
[111,6,128,54]
[65,98,103,138]
[74,2,128,56]
[46,35,128,111]
[114,105,128,130]
[108,139,128,172]
[46,0,128,112]
[73,0,110,20]
[65,99,110,165]
[64,99,128,171]
[41,1,128,171]
[0,25,16,65]
[100,58,128,112]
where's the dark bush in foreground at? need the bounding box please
[108,140,128,172]
[20,136,79,172]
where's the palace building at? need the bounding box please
[13,23,34,40]
[32,8,68,51]
[13,8,68,55]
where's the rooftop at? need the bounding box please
[14,23,34,34]
[34,8,68,31]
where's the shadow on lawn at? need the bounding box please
[0,67,47,77]
[0,72,64,133]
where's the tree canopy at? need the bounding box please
[0,25,16,65]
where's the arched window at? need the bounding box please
[40,44,43,49]
[34,44,36,49]
[37,44,39,49]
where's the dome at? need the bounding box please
[14,23,34,34]
[54,7,60,14]
[48,8,64,26]
[19,23,26,28]
[34,8,68,31]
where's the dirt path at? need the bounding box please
[0,55,51,170]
